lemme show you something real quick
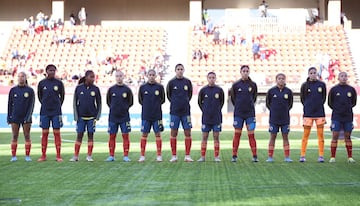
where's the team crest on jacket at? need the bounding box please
[248,87,252,92]
[318,87,322,92]
[347,92,352,97]
[184,85,188,90]
[24,92,29,98]
[122,93,127,98]
[91,91,96,96]
[54,85,58,91]
[155,90,159,95]
[215,93,219,99]
[284,94,288,99]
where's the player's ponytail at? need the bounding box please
[78,70,94,85]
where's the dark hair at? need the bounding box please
[175,63,184,70]
[306,67,317,82]
[78,70,94,85]
[275,73,286,79]
[207,71,216,76]
[45,64,57,71]
[240,65,249,71]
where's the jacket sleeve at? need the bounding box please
[230,86,235,105]
[160,85,165,104]
[166,81,171,102]
[220,87,225,109]
[253,82,258,103]
[300,82,306,105]
[106,87,111,107]
[351,87,357,107]
[60,81,65,105]
[24,88,35,123]
[265,88,271,110]
[197,88,203,110]
[95,87,102,120]
[128,88,134,108]
[327,88,333,109]
[138,85,143,105]
[321,82,327,104]
[188,79,193,100]
[289,89,294,110]
[73,87,78,121]
[7,89,13,123]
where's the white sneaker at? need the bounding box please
[138,156,145,162]
[86,156,94,162]
[184,155,194,162]
[169,155,178,162]
[197,157,205,162]
[69,156,79,162]
[156,156,163,162]
[214,156,221,162]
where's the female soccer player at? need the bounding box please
[197,72,224,162]
[299,67,327,162]
[166,63,194,162]
[7,72,35,162]
[328,72,357,163]
[230,65,258,162]
[37,64,65,162]
[138,69,165,162]
[70,70,101,162]
[105,70,133,162]
[265,73,294,162]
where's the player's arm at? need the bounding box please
[188,79,193,100]
[321,82,327,104]
[197,89,203,110]
[265,88,271,110]
[252,82,258,102]
[106,87,111,107]
[288,89,294,110]
[220,88,225,109]
[25,88,35,123]
[37,81,42,103]
[60,81,65,105]
[7,89,13,123]
[73,87,79,121]
[95,87,102,120]
[166,81,172,102]
[327,88,333,109]
[138,85,143,105]
[300,82,306,105]
[128,88,134,107]
[160,85,165,104]
[351,87,357,107]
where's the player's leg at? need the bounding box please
[182,115,193,162]
[300,118,313,162]
[246,117,257,162]
[169,115,180,162]
[10,123,20,162]
[232,117,244,162]
[38,115,50,161]
[22,122,32,162]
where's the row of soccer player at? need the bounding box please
[7,64,357,163]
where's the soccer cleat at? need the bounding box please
[197,157,205,162]
[214,156,221,162]
[348,157,356,163]
[105,156,115,162]
[231,156,237,162]
[252,156,259,162]
[266,157,274,163]
[10,156,18,162]
[56,157,63,162]
[169,156,178,162]
[138,156,145,162]
[318,156,324,163]
[69,156,79,162]
[284,157,293,162]
[184,155,194,162]
[299,156,306,162]
[25,156,32,162]
[86,156,94,162]
[329,157,336,163]
[37,156,47,162]
[123,156,131,162]
[156,156,163,162]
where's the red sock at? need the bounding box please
[284,144,290,157]
[345,139,352,158]
[155,136,162,156]
[268,144,274,158]
[185,136,192,155]
[200,141,207,157]
[170,137,177,155]
[88,140,94,156]
[11,141,17,157]
[53,130,61,158]
[122,133,130,156]
[25,140,31,156]
[214,140,220,157]
[41,130,49,157]
[108,134,116,157]
[248,133,257,157]
[74,141,81,157]
[330,140,338,158]
[140,136,147,156]
[232,132,241,156]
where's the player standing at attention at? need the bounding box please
[299,67,327,163]
[265,73,294,162]
[230,65,258,162]
[328,72,357,163]
[166,63,194,162]
[8,72,35,162]
[138,69,165,162]
[37,64,65,162]
[197,72,224,162]
[70,70,101,162]
[105,70,133,162]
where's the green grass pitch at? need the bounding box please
[0,130,359,206]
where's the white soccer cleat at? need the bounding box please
[169,156,178,162]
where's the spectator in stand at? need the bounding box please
[259,0,269,17]
[252,39,261,61]
[213,27,220,45]
[70,13,76,26]
[78,7,87,26]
